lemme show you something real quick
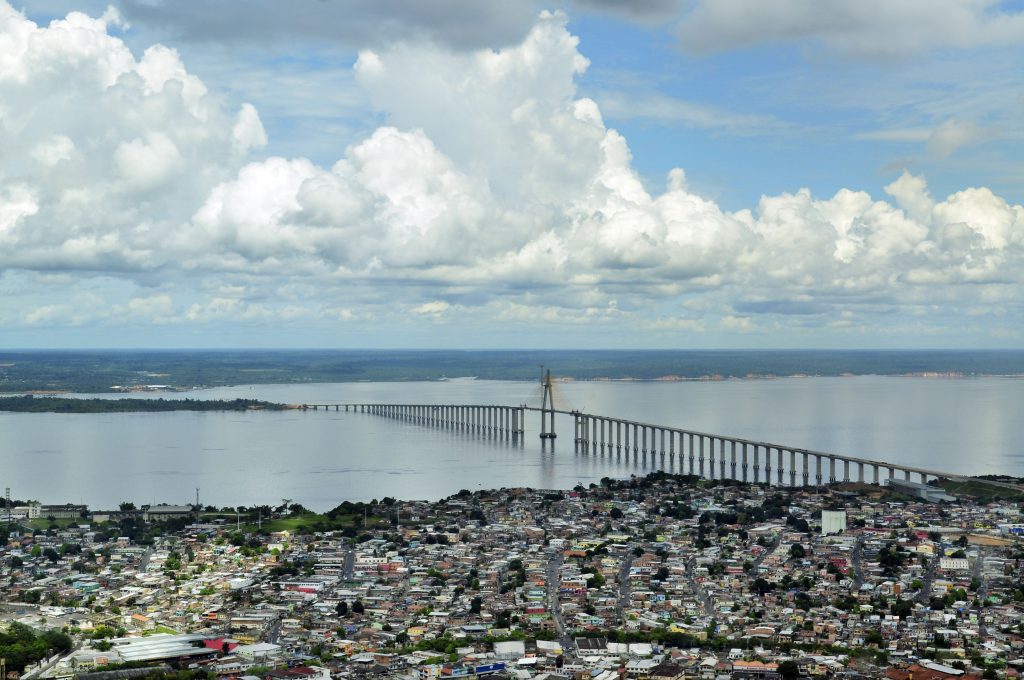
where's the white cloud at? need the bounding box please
[0,1,263,271]
[1,3,1022,343]
[926,118,989,158]
[675,0,1024,59]
[413,301,452,316]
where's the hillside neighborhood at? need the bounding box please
[3,474,1024,680]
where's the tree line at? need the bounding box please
[0,395,287,413]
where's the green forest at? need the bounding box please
[0,395,286,413]
[0,622,73,672]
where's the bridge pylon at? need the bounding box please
[540,369,557,439]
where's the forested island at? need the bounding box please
[0,395,287,413]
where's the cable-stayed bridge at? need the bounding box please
[297,370,988,488]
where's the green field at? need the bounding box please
[939,478,1024,503]
[199,510,383,535]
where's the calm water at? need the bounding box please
[3,377,1022,510]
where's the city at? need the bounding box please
[4,474,1023,680]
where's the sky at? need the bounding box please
[1,0,1023,349]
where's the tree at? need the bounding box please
[119,501,136,511]
[352,599,365,614]
[778,660,800,679]
[610,507,624,520]
[43,547,60,563]
[470,596,482,614]
[336,601,348,617]
[789,543,806,559]
[891,599,913,619]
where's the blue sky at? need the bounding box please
[2,0,1023,348]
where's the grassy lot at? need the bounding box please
[198,510,383,535]
[26,517,88,531]
[143,625,179,636]
[939,478,1024,503]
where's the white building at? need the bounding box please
[821,510,847,535]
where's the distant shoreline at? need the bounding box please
[1,371,1022,396]
[2,348,1023,393]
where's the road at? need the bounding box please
[685,557,715,618]
[342,548,355,581]
[971,549,988,638]
[266,616,282,644]
[746,535,780,583]
[850,535,865,590]
[912,548,938,604]
[617,555,633,623]
[546,550,573,655]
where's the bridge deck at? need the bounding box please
[303,402,989,483]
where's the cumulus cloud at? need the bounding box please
[0,1,264,272]
[675,0,1024,59]
[1,3,1022,342]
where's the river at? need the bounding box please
[2,376,1021,510]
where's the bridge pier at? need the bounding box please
[719,438,727,479]
[687,433,694,474]
[764,445,773,485]
[741,440,749,483]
